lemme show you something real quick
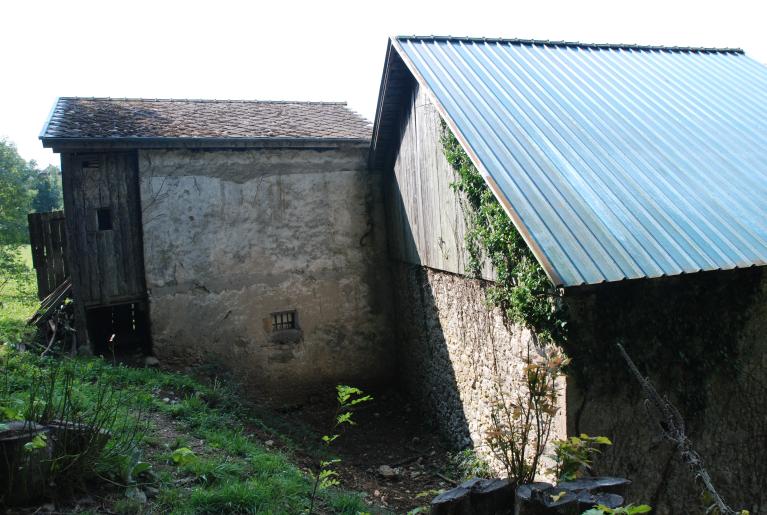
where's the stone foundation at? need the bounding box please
[390,262,566,463]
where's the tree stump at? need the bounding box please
[431,486,473,515]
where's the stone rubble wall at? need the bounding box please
[390,262,567,468]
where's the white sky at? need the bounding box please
[3,0,767,168]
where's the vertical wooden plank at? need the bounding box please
[384,82,494,279]
[28,213,45,299]
[96,153,117,301]
[81,154,101,303]
[111,153,130,296]
[49,214,65,290]
[123,151,145,297]
[61,153,91,349]
[42,212,54,298]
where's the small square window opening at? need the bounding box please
[271,310,296,332]
[97,208,113,231]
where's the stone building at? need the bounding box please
[38,35,767,512]
[40,98,393,400]
[369,37,767,512]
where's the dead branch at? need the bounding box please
[617,343,741,515]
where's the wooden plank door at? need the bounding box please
[61,151,147,306]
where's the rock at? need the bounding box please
[378,465,399,479]
[576,490,624,511]
[144,486,160,498]
[41,503,55,512]
[125,487,147,504]
[162,397,170,403]
[459,477,484,490]
[144,356,160,367]
[264,440,275,447]
[556,476,631,498]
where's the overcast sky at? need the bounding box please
[3,0,767,168]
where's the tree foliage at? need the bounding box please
[0,138,62,292]
[0,139,34,246]
[31,165,63,213]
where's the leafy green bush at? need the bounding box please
[448,448,492,481]
[549,433,612,481]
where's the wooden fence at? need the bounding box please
[28,211,68,300]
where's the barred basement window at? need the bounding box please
[271,310,296,332]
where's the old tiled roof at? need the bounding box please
[41,98,372,141]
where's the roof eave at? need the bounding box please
[39,98,61,141]
[40,136,371,153]
[369,38,395,169]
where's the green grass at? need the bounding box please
[0,349,372,514]
[0,245,374,514]
[0,244,37,345]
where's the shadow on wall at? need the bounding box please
[389,262,473,448]
[563,266,767,513]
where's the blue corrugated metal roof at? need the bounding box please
[386,36,767,287]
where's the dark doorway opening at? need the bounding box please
[87,302,151,361]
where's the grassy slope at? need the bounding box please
[0,245,37,344]
[0,246,372,514]
[1,350,371,514]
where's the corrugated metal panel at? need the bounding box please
[391,36,767,287]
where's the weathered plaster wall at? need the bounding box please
[390,262,567,465]
[563,267,767,514]
[138,147,393,401]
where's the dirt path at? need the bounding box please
[274,389,456,513]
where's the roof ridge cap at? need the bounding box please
[56,97,350,105]
[395,35,745,55]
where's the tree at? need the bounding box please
[0,139,34,245]
[31,165,63,213]
[0,139,35,292]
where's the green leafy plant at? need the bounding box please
[308,385,372,515]
[582,504,652,515]
[171,447,197,466]
[549,433,612,481]
[441,123,567,344]
[448,448,491,480]
[486,344,568,486]
[23,433,47,452]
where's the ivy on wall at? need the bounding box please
[440,122,567,344]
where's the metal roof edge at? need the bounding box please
[388,38,565,287]
[395,35,745,55]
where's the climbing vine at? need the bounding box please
[440,122,567,344]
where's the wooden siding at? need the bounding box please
[385,82,493,279]
[61,151,146,307]
[28,210,68,299]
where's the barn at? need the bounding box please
[36,35,767,511]
[369,36,767,511]
[39,98,394,399]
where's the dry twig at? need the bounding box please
[617,343,741,515]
